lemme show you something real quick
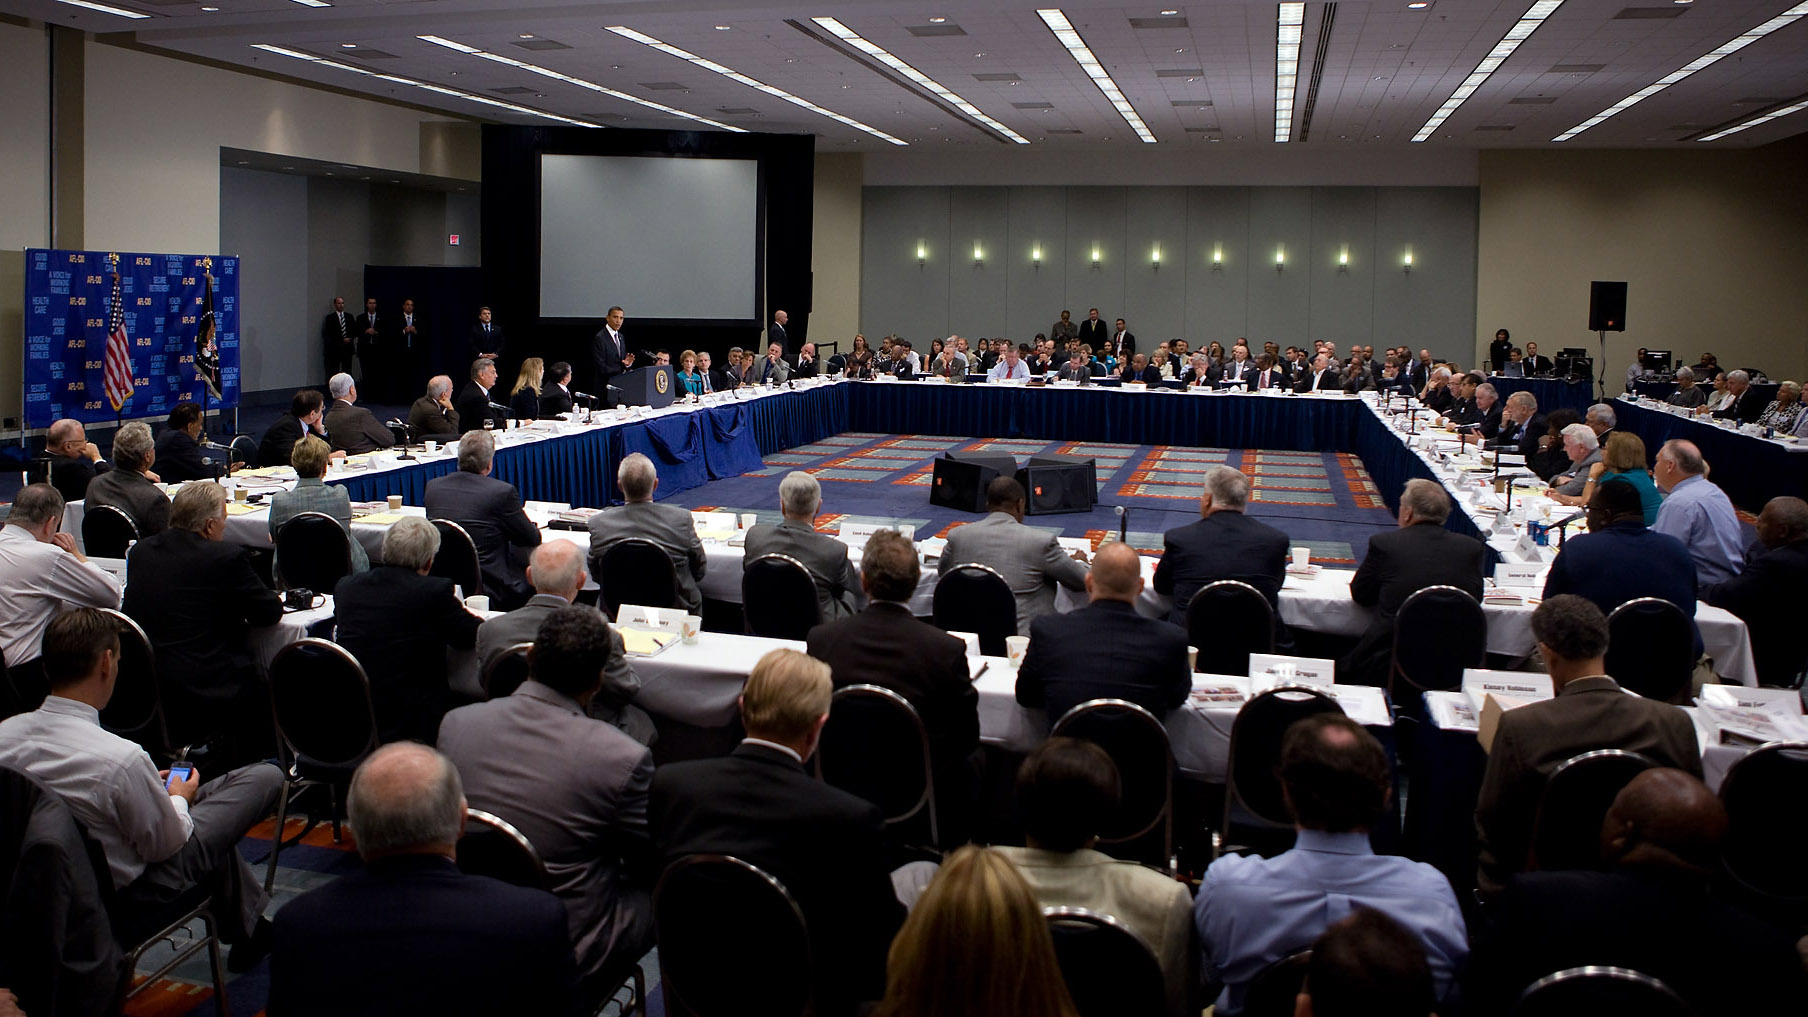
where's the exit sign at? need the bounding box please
[448,234,461,246]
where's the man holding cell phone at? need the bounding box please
[0,608,283,972]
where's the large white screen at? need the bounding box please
[539,154,758,320]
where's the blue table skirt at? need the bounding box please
[1614,399,1808,512]
[1485,376,1597,419]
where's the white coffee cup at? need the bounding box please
[1006,635,1030,667]
[464,595,490,613]
[424,439,438,454]
[741,513,759,530]
[681,615,701,644]
[387,495,403,511]
[949,631,981,657]
[1187,645,1199,673]
[1291,546,1311,568]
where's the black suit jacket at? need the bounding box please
[354,311,389,357]
[1152,511,1290,635]
[1492,412,1546,461]
[1077,319,1107,347]
[269,854,578,1017]
[1704,539,1808,687]
[1476,402,1505,439]
[1109,331,1136,357]
[1344,523,1488,684]
[1296,368,1341,393]
[651,744,905,1017]
[540,386,576,417]
[469,322,505,362]
[152,429,211,483]
[1016,600,1190,725]
[333,565,481,744]
[1523,354,1553,376]
[453,381,506,434]
[422,469,543,605]
[122,529,282,712]
[507,387,540,421]
[320,310,354,350]
[258,414,309,468]
[769,321,789,351]
[1712,386,1768,425]
[1118,364,1162,385]
[47,452,108,502]
[590,327,631,393]
[793,356,819,379]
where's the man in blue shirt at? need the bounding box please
[987,343,1031,382]
[1194,714,1467,1015]
[1542,479,1701,657]
[1651,439,1745,586]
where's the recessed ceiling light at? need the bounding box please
[929,16,947,23]
[1558,3,1808,141]
[1036,8,1157,143]
[341,43,357,49]
[604,26,907,144]
[1175,48,1186,53]
[1673,0,1692,4]
[813,17,1028,143]
[1162,9,1180,14]
[519,34,534,40]
[714,25,730,31]
[974,52,985,57]
[1408,1,1429,8]
[52,0,149,17]
[1412,0,1566,142]
[1275,3,1304,142]
[201,5,219,10]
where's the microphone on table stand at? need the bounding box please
[572,391,598,423]
[1115,504,1128,544]
[1547,509,1586,549]
[384,421,417,461]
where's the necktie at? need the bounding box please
[338,314,347,338]
[613,330,622,356]
[484,323,491,334]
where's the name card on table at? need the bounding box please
[691,511,740,539]
[1697,684,1802,716]
[1248,653,1335,688]
[1493,561,1546,588]
[616,605,701,640]
[840,521,916,544]
[1464,668,1553,752]
[1513,533,1543,559]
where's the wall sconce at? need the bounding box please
[1275,245,1286,272]
[1402,246,1413,274]
[1211,244,1223,272]
[917,242,927,265]
[973,242,984,265]
[1338,245,1349,273]
[1091,246,1102,265]
[1151,246,1161,270]
[1031,245,1042,266]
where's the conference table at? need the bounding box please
[1612,395,1808,511]
[1481,375,1597,419]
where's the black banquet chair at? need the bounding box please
[1390,585,1486,700]
[1051,699,1176,871]
[1604,597,1694,704]
[1044,907,1167,1017]
[274,511,355,593]
[1218,686,1344,859]
[931,562,1016,657]
[742,553,821,640]
[596,537,682,620]
[1186,580,1276,677]
[427,518,484,598]
[814,684,939,848]
[482,642,534,700]
[655,855,811,1017]
[1717,740,1808,906]
[1526,749,1656,873]
[457,808,549,890]
[1244,951,1313,1017]
[264,638,380,892]
[82,503,139,559]
[95,608,177,763]
[1511,966,1693,1017]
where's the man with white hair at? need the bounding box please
[744,471,865,623]
[1652,439,1745,586]
[586,453,707,613]
[423,429,542,609]
[270,743,578,1015]
[455,358,507,434]
[1584,402,1617,444]
[0,483,123,709]
[1547,423,1603,497]
[408,374,461,437]
[83,420,168,536]
[1153,467,1291,641]
[1710,369,1767,424]
[1343,479,1488,685]
[1666,367,1707,409]
[323,372,397,454]
[42,417,110,501]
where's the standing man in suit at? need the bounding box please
[806,529,979,843]
[1050,310,1079,347]
[940,477,1089,636]
[1078,308,1107,349]
[354,297,388,394]
[650,650,906,1017]
[1111,318,1136,360]
[769,308,790,351]
[269,743,578,1017]
[323,373,397,455]
[439,606,656,1000]
[744,472,864,623]
[586,453,707,614]
[321,295,355,381]
[756,341,793,385]
[1342,480,1488,685]
[453,358,507,435]
[469,305,505,363]
[1475,595,1702,895]
[398,297,425,388]
[423,430,542,610]
[589,306,635,406]
[1153,467,1290,644]
[122,483,283,756]
[1016,541,1189,726]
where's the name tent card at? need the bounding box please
[1248,653,1335,688]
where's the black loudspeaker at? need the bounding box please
[930,454,1018,513]
[1021,455,1098,515]
[1589,281,1628,332]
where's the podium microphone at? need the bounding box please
[1115,504,1128,543]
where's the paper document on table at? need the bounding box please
[1188,676,1252,707]
[224,503,261,516]
[1424,691,1479,731]
[1325,685,1392,727]
[619,626,680,658]
[353,512,407,525]
[918,537,948,562]
[1697,684,1802,716]
[1055,537,1093,555]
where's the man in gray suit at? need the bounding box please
[437,605,655,1004]
[755,341,792,385]
[586,453,707,613]
[422,430,542,610]
[474,541,652,745]
[743,471,864,624]
[940,477,1089,637]
[1547,423,1603,497]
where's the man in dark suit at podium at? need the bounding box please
[589,305,635,407]
[469,306,505,363]
[321,296,355,381]
[1077,308,1107,349]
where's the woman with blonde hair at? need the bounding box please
[507,356,544,421]
[873,846,1079,1017]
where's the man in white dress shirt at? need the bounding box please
[987,344,1031,382]
[0,483,122,712]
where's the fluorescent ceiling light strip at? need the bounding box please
[1412,0,1565,143]
[417,35,742,131]
[604,26,906,144]
[1036,9,1156,142]
[1698,97,1808,141]
[1275,3,1304,142]
[810,17,1028,144]
[54,0,150,18]
[251,44,600,128]
[1556,2,1808,141]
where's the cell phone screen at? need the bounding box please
[165,765,193,790]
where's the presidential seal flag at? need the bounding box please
[195,257,223,400]
[102,253,134,412]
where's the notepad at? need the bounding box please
[352,512,407,525]
[619,626,680,658]
[224,503,262,516]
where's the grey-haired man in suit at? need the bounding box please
[743,471,865,624]
[586,453,707,613]
[938,477,1089,637]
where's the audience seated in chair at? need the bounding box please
[0,484,123,714]
[1467,769,1805,1016]
[1153,465,1290,641]
[1703,495,1808,687]
[151,402,215,484]
[1341,479,1487,685]
[1298,909,1437,1017]
[258,389,344,470]
[995,737,1195,1017]
[873,845,1079,1017]
[83,421,169,538]
[267,435,370,578]
[1474,595,1702,896]
[332,516,481,744]
[1195,714,1467,1016]
[806,528,979,843]
[650,649,907,1017]
[321,372,397,456]
[1541,478,1701,657]
[1651,438,1746,587]
[423,429,542,610]
[407,374,461,438]
[1016,541,1189,727]
[940,477,1088,636]
[439,605,656,999]
[42,417,111,502]
[744,471,866,624]
[0,608,283,974]
[586,452,707,614]
[269,743,578,1016]
[473,541,653,745]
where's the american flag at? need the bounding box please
[103,266,134,411]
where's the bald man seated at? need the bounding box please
[1014,541,1191,726]
[1467,769,1806,1015]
